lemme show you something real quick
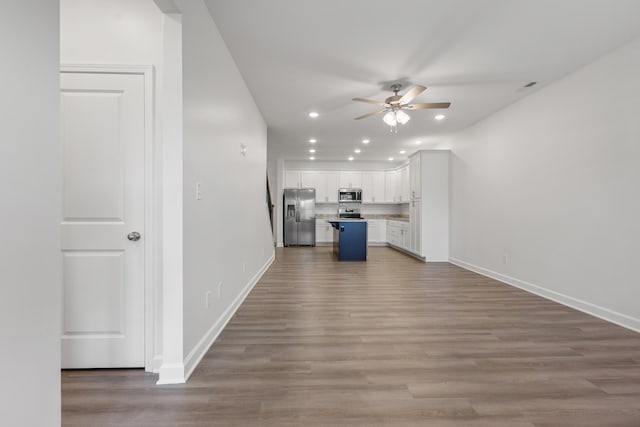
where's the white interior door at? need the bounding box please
[60,71,145,368]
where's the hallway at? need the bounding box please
[62,247,640,425]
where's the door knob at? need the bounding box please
[127,231,141,241]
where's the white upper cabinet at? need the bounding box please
[322,172,338,202]
[361,171,385,203]
[298,171,338,203]
[299,171,316,188]
[338,171,362,189]
[409,154,421,200]
[400,165,410,202]
[384,170,399,202]
[285,170,301,188]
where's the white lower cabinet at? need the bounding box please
[367,220,387,245]
[386,220,409,250]
[315,221,333,244]
[410,200,422,255]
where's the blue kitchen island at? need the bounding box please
[328,220,368,261]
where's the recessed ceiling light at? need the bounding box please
[362,139,370,144]
[309,156,315,160]
[309,149,316,153]
[308,111,319,118]
[309,138,317,143]
[354,149,361,154]
[388,157,394,161]
[399,150,406,154]
[434,114,445,121]
[348,156,354,161]
[415,141,422,145]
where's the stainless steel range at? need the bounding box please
[338,206,361,219]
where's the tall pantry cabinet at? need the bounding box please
[408,150,449,262]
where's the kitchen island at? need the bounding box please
[327,219,368,261]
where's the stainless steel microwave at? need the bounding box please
[338,188,362,203]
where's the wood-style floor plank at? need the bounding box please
[62,247,640,426]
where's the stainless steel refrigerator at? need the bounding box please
[283,188,316,246]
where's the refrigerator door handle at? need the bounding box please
[296,202,300,222]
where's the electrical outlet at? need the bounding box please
[195,182,202,200]
[217,282,223,299]
[205,291,212,308]
[503,253,508,265]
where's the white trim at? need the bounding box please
[449,257,640,334]
[152,355,163,373]
[156,363,185,385]
[60,64,158,372]
[388,243,427,262]
[183,253,276,381]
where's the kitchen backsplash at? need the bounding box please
[316,203,407,216]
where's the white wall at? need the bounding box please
[0,2,61,425]
[444,36,640,330]
[177,0,275,378]
[61,0,166,370]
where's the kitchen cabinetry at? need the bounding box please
[339,171,362,189]
[367,219,387,244]
[408,150,450,261]
[286,170,338,202]
[315,220,334,244]
[384,170,399,202]
[302,171,338,203]
[386,220,409,250]
[285,170,302,188]
[400,165,410,202]
[361,171,385,203]
[409,200,421,254]
[409,154,421,200]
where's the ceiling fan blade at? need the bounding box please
[405,102,451,110]
[398,85,427,104]
[352,97,387,106]
[354,110,386,120]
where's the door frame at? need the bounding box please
[60,64,157,372]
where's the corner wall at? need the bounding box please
[445,37,640,330]
[0,2,61,425]
[177,0,275,378]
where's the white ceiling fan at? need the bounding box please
[353,84,450,132]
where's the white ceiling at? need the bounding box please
[204,0,640,163]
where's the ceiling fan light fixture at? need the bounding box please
[396,110,410,125]
[383,111,397,126]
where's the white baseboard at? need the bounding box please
[388,243,426,262]
[449,257,640,333]
[156,362,185,385]
[182,253,276,381]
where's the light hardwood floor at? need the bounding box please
[62,247,640,426]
